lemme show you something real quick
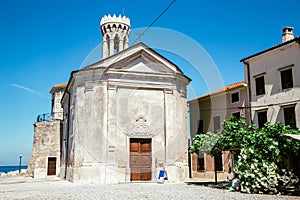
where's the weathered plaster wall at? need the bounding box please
[51,90,64,120]
[62,56,190,183]
[116,88,165,182]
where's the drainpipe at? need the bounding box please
[188,139,192,178]
[64,91,71,179]
[187,103,192,179]
[244,61,253,124]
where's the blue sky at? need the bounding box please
[0,0,299,165]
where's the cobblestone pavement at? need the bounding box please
[0,178,299,200]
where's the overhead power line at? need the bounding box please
[107,0,177,70]
[132,0,177,44]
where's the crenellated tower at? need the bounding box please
[100,14,131,58]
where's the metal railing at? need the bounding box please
[36,113,51,122]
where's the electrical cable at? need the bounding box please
[106,0,177,68]
[131,0,176,45]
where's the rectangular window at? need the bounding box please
[284,106,296,128]
[281,68,293,90]
[255,76,265,95]
[257,110,267,128]
[231,92,240,103]
[197,153,205,171]
[197,119,204,134]
[213,116,220,134]
[232,112,240,119]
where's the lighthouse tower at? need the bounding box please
[100,14,131,59]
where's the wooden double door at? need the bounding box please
[130,138,152,181]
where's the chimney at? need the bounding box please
[282,26,294,43]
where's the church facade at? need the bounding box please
[59,14,191,183]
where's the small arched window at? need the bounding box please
[114,34,120,54]
[106,34,110,55]
[123,36,127,49]
[112,24,116,31]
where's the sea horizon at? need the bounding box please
[0,165,28,173]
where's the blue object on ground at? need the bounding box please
[158,170,165,180]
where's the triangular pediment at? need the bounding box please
[107,49,175,74]
[126,60,156,73]
[82,43,185,76]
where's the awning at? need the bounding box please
[284,134,300,141]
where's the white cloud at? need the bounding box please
[9,84,47,98]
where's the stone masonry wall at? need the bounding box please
[27,120,61,178]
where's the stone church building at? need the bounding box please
[29,14,191,183]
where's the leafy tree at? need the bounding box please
[189,132,218,155]
[190,117,300,194]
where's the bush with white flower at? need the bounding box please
[190,117,300,194]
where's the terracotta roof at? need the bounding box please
[240,36,300,62]
[189,81,247,101]
[53,83,68,88]
[49,82,68,94]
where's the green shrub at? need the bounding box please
[190,117,300,194]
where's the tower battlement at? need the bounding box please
[100,14,130,27]
[100,14,131,58]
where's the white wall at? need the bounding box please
[245,42,300,127]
